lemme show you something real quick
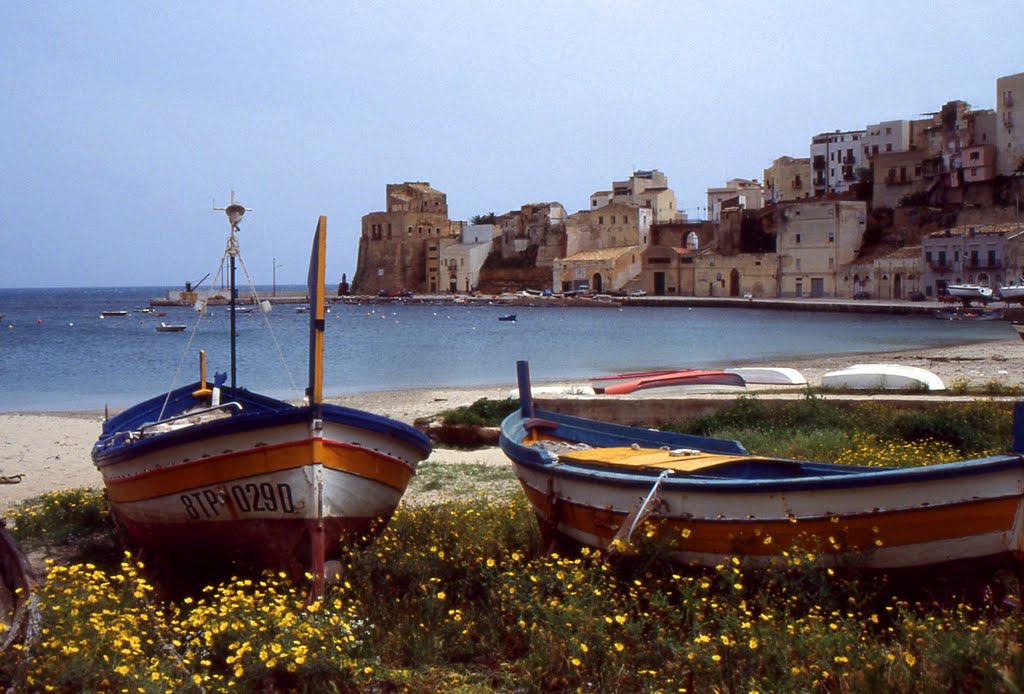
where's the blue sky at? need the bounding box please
[1,1,1020,288]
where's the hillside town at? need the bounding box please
[351,70,1024,301]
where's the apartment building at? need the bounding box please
[564,203,652,258]
[763,156,809,203]
[589,169,681,223]
[706,178,764,222]
[997,71,1024,174]
[776,200,867,297]
[810,129,866,195]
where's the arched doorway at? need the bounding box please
[729,269,740,297]
[893,273,902,299]
[591,273,603,293]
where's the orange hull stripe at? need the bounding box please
[522,486,1020,554]
[105,439,414,503]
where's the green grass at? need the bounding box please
[438,398,518,427]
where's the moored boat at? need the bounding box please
[996,280,1024,304]
[945,284,994,305]
[820,364,945,391]
[498,314,517,322]
[499,361,1024,570]
[92,200,431,591]
[155,322,186,332]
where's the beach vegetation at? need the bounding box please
[669,396,1010,463]
[438,397,518,427]
[1,401,1023,691]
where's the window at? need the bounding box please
[796,258,802,271]
[829,258,834,270]
[885,143,892,152]
[611,216,616,224]
[988,250,997,267]
[925,251,932,263]
[598,216,604,224]
[828,232,834,243]
[970,151,980,161]
[795,233,801,244]
[885,126,892,135]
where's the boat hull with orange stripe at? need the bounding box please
[501,361,1024,570]
[94,389,431,578]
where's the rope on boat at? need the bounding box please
[610,469,672,551]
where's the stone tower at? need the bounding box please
[352,182,452,295]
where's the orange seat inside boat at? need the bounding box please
[558,447,749,473]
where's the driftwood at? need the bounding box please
[0,519,39,655]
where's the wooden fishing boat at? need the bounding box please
[500,361,1024,569]
[92,201,431,591]
[821,364,945,391]
[596,370,745,395]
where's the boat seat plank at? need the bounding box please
[558,446,748,473]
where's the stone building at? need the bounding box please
[706,178,763,222]
[775,200,867,298]
[692,252,777,298]
[589,169,681,223]
[921,223,1024,297]
[564,202,652,258]
[552,246,641,294]
[352,182,455,295]
[869,246,923,300]
[997,71,1024,174]
[763,156,809,203]
[638,245,697,296]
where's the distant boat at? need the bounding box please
[498,314,517,322]
[92,202,431,592]
[996,279,1024,304]
[101,310,128,317]
[945,284,994,305]
[596,370,746,395]
[821,364,945,391]
[499,360,1024,571]
[155,322,186,333]
[723,367,807,386]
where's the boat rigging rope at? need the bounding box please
[156,243,303,422]
[234,252,303,401]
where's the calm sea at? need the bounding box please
[0,286,1012,412]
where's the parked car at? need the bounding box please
[909,291,926,302]
[628,289,647,297]
[853,291,870,300]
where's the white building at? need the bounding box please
[437,224,498,293]
[810,129,867,195]
[861,120,911,162]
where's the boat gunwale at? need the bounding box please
[499,409,1024,494]
[93,383,431,467]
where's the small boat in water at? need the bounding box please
[92,199,431,591]
[155,323,186,333]
[101,310,128,317]
[934,307,1003,321]
[595,370,745,395]
[498,314,517,322]
[499,361,1024,570]
[821,364,945,391]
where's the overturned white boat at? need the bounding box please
[723,367,807,386]
[820,364,945,392]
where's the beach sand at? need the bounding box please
[2,335,1023,512]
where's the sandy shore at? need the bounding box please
[2,335,1023,512]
